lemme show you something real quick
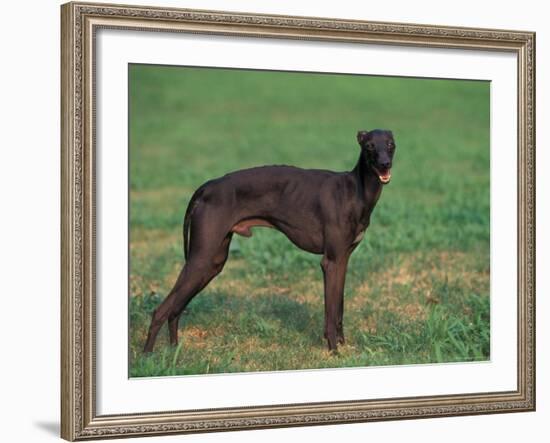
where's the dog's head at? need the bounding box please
[357,129,396,184]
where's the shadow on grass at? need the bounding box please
[183,290,323,344]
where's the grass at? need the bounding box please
[128,65,490,377]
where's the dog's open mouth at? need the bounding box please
[373,167,392,184]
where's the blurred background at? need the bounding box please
[128,64,490,376]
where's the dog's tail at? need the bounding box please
[183,186,204,261]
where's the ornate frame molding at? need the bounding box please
[61,2,535,440]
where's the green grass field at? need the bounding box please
[129,65,490,377]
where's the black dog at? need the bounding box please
[144,129,396,352]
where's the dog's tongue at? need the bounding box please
[378,170,391,184]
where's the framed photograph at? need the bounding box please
[61,1,536,440]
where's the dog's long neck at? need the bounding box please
[351,151,383,209]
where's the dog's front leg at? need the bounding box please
[321,254,350,352]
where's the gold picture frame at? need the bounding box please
[61,1,535,440]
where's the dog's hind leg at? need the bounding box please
[168,311,181,346]
[143,231,233,353]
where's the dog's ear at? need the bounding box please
[357,130,369,146]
